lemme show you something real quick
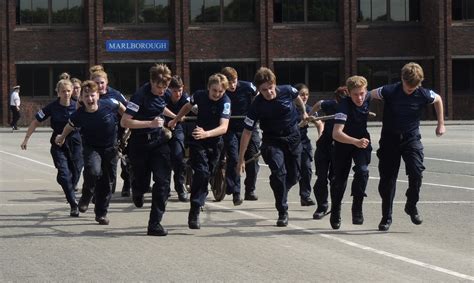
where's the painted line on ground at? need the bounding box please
[0,150,55,169]
[208,202,474,281]
[368,176,474,191]
[371,151,474,165]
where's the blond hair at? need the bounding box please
[346,76,368,92]
[401,62,424,87]
[207,73,229,90]
[221,67,238,81]
[150,63,172,85]
[55,78,72,92]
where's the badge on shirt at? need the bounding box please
[223,103,231,115]
[126,101,140,113]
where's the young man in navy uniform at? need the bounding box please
[329,76,372,230]
[56,80,125,225]
[308,86,349,219]
[164,75,189,202]
[237,67,308,227]
[370,62,445,231]
[220,67,260,205]
[169,73,231,230]
[121,64,173,236]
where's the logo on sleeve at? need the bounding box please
[244,117,254,127]
[429,90,436,100]
[110,98,119,105]
[126,101,140,112]
[37,110,45,119]
[291,86,298,94]
[223,103,231,115]
[250,83,257,92]
[335,112,347,121]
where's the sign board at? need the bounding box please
[106,40,169,52]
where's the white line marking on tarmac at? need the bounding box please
[208,202,474,281]
[0,150,55,168]
[368,176,474,191]
[371,151,474,165]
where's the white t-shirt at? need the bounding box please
[10,90,20,107]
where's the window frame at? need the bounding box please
[189,0,256,25]
[103,0,171,26]
[16,0,84,26]
[358,0,420,23]
[273,0,339,24]
[452,0,474,21]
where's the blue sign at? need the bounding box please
[106,40,169,52]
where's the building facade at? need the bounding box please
[1,0,473,126]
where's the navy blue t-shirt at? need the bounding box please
[244,85,299,137]
[226,80,257,131]
[319,99,338,140]
[101,86,127,106]
[189,89,231,142]
[125,82,168,135]
[69,98,120,147]
[334,92,371,139]
[164,89,191,130]
[36,99,80,143]
[376,82,436,134]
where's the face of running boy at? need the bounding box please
[208,83,226,101]
[258,82,277,101]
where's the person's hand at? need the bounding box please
[168,118,177,130]
[436,123,446,137]
[20,140,28,150]
[354,138,369,149]
[150,117,164,128]
[236,159,245,177]
[192,127,208,140]
[55,135,65,147]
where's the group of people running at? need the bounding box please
[20,61,445,236]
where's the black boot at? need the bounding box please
[121,180,131,197]
[404,203,423,225]
[276,211,288,227]
[188,207,201,229]
[330,203,341,230]
[352,197,364,225]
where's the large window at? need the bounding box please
[17,64,86,97]
[189,62,257,93]
[274,0,338,23]
[104,0,170,25]
[453,0,474,21]
[452,60,474,95]
[190,0,255,24]
[358,0,420,22]
[357,60,436,90]
[274,61,340,92]
[16,0,83,25]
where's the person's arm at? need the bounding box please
[369,88,384,101]
[55,123,75,146]
[121,113,164,129]
[20,120,41,150]
[314,120,324,136]
[236,129,252,176]
[118,102,126,116]
[433,94,446,137]
[294,96,308,121]
[332,124,369,149]
[163,107,176,119]
[192,118,229,140]
[168,103,193,129]
[309,100,322,116]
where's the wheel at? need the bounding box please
[211,160,226,202]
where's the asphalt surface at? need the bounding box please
[0,123,473,282]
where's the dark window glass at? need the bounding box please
[190,0,220,23]
[104,0,136,24]
[453,0,474,20]
[17,0,84,25]
[359,0,419,22]
[138,0,170,23]
[274,61,339,91]
[452,60,474,94]
[274,62,305,86]
[307,0,338,22]
[189,62,257,93]
[52,0,83,24]
[283,0,304,22]
[357,61,407,89]
[223,0,255,22]
[17,64,85,97]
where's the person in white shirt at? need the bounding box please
[9,85,21,130]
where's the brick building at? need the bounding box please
[1,0,473,126]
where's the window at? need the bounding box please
[103,63,173,96]
[274,0,338,23]
[274,61,340,92]
[358,0,419,22]
[16,0,83,25]
[357,60,435,90]
[190,0,255,24]
[452,60,474,95]
[104,0,170,25]
[453,0,474,21]
[189,62,257,93]
[17,64,86,97]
